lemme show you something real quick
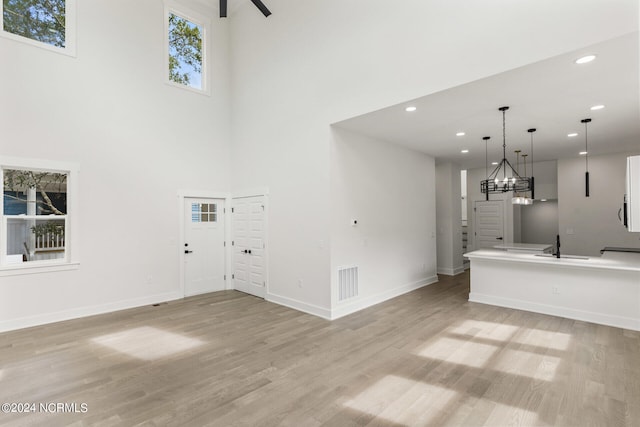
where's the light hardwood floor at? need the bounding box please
[1,271,638,426]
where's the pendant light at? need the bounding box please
[528,128,536,200]
[581,118,591,197]
[483,136,491,201]
[480,106,534,198]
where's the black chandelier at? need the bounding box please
[481,106,534,200]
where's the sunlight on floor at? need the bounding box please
[91,326,204,361]
[344,375,457,425]
[493,349,561,381]
[451,319,519,340]
[416,337,497,368]
[450,319,572,351]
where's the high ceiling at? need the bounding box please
[334,32,639,170]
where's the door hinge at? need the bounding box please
[231,207,235,213]
[224,275,226,280]
[263,243,265,249]
[224,208,226,213]
[224,241,226,247]
[232,274,235,279]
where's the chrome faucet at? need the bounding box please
[555,234,561,258]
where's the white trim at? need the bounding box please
[437,266,465,276]
[164,2,210,96]
[177,190,231,297]
[469,292,640,332]
[0,291,182,333]
[0,262,79,277]
[0,0,77,57]
[330,275,439,320]
[266,292,332,320]
[232,187,270,199]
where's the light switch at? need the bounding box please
[566,228,574,235]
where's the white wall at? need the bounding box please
[229,0,637,313]
[436,162,463,275]
[521,200,559,245]
[0,0,231,331]
[330,128,437,318]
[558,152,640,256]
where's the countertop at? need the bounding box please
[464,249,640,272]
[493,243,552,251]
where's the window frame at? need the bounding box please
[0,0,77,57]
[0,157,79,276]
[164,2,210,95]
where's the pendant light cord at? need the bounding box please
[584,120,589,171]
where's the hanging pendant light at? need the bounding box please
[480,106,534,198]
[528,128,536,200]
[581,118,591,197]
[483,136,491,201]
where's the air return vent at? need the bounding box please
[338,266,359,302]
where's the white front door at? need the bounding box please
[232,196,266,298]
[184,198,226,296]
[474,200,505,249]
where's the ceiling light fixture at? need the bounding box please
[575,55,596,64]
[590,105,605,111]
[579,151,588,155]
[541,199,548,202]
[405,106,417,112]
[568,133,578,137]
[456,132,465,136]
[461,149,469,153]
[481,106,534,201]
[491,162,498,165]
[581,118,592,197]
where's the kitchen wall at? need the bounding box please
[558,152,640,256]
[521,200,559,245]
[330,127,437,318]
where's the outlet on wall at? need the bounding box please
[552,286,559,295]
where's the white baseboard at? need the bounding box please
[469,292,640,332]
[0,291,183,333]
[437,266,465,276]
[266,293,332,320]
[330,275,439,320]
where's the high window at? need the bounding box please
[1,0,76,55]
[166,6,208,93]
[1,157,79,274]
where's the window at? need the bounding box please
[165,5,208,93]
[191,203,217,223]
[1,0,76,55]
[1,157,78,273]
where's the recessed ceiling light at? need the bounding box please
[461,149,469,153]
[590,104,605,111]
[456,132,465,136]
[579,151,588,155]
[567,133,578,137]
[540,199,547,202]
[575,55,596,64]
[405,106,417,112]
[491,162,498,165]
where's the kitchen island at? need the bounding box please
[464,249,640,331]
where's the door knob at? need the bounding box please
[496,237,503,240]
[185,250,193,254]
[248,249,252,254]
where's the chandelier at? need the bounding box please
[481,106,534,200]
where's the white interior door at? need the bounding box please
[474,200,505,249]
[232,196,266,298]
[184,198,226,296]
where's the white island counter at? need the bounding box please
[464,249,640,331]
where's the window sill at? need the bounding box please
[0,262,80,277]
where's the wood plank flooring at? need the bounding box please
[1,271,639,426]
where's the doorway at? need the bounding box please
[183,197,226,296]
[232,196,267,298]
[474,200,505,249]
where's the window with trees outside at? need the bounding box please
[1,158,79,273]
[1,0,76,55]
[166,6,208,93]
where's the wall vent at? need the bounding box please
[338,266,359,302]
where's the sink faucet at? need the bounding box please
[555,234,561,258]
